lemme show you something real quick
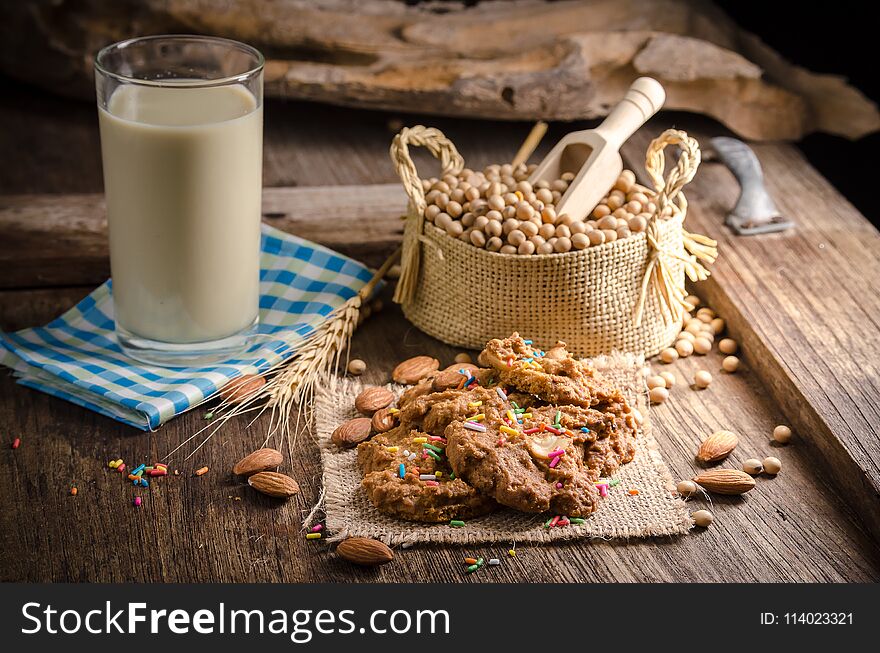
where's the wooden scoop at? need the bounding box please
[528,77,666,221]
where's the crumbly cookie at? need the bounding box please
[357,425,497,522]
[445,404,636,517]
[398,384,537,436]
[478,333,628,409]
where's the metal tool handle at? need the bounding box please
[710,136,780,221]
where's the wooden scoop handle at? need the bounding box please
[593,77,666,149]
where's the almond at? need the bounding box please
[443,362,480,374]
[355,386,394,415]
[431,368,468,392]
[247,471,299,498]
[371,407,397,433]
[232,448,283,476]
[331,417,372,448]
[693,469,756,495]
[220,374,266,403]
[336,537,393,566]
[392,355,440,385]
[696,430,739,463]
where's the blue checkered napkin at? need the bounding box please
[0,224,375,430]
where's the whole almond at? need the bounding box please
[355,386,394,415]
[696,430,739,463]
[393,356,440,385]
[693,469,756,495]
[220,374,266,403]
[336,537,393,566]
[431,368,468,392]
[248,471,299,498]
[332,417,373,448]
[232,448,283,476]
[371,407,397,433]
[443,362,480,374]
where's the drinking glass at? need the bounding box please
[95,35,264,366]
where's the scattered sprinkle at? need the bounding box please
[496,387,507,401]
[424,448,442,461]
[310,524,324,533]
[488,558,501,566]
[70,487,78,496]
[399,464,406,478]
[466,557,485,574]
[194,466,209,477]
[524,339,533,345]
[306,533,322,540]
[464,557,478,565]
[464,421,487,432]
[467,413,486,422]
[508,549,516,557]
[425,480,439,486]
[133,497,142,507]
[610,479,621,487]
[555,411,562,425]
[449,520,466,528]
[204,412,214,420]
[423,443,444,454]
[386,446,399,453]
[11,438,21,450]
[413,437,428,444]
[628,489,640,496]
[388,408,400,414]
[467,401,483,409]
[499,425,519,437]
[549,456,560,468]
[435,471,442,478]
[419,474,437,481]
[580,427,590,433]
[131,464,146,476]
[555,482,563,489]
[570,517,586,525]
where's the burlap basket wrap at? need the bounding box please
[390,126,717,358]
[315,352,692,545]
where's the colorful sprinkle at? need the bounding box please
[399,464,406,478]
[425,449,442,461]
[449,520,466,528]
[549,456,560,468]
[496,387,507,401]
[610,479,621,487]
[116,463,126,473]
[464,557,478,565]
[628,489,640,496]
[388,407,400,414]
[194,466,208,477]
[425,480,439,487]
[464,422,487,432]
[524,339,533,345]
[555,411,562,425]
[11,438,20,449]
[419,474,437,481]
[555,482,563,489]
[488,558,501,566]
[306,533,322,540]
[423,443,444,454]
[413,437,428,444]
[467,401,483,409]
[549,515,561,528]
[310,524,323,533]
[131,464,146,475]
[466,557,485,573]
[428,435,446,443]
[133,497,142,507]
[467,413,486,422]
[580,427,591,433]
[508,549,516,557]
[386,446,399,453]
[599,485,608,497]
[544,425,562,435]
[500,425,519,437]
[523,427,540,434]
[70,487,77,496]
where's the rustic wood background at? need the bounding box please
[1,79,878,582]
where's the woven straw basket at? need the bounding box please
[389,126,717,358]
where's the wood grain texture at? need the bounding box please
[1,290,878,582]
[621,127,880,541]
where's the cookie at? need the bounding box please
[398,384,537,436]
[357,425,497,522]
[446,404,636,517]
[478,333,628,409]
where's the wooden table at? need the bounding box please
[1,81,878,582]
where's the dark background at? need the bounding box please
[718,1,879,225]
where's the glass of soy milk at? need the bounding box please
[95,35,263,366]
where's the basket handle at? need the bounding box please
[389,126,464,304]
[634,129,718,327]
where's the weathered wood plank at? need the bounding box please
[0,185,407,287]
[621,127,880,541]
[1,288,878,582]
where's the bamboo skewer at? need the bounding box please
[511,121,548,168]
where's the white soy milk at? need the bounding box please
[99,82,262,344]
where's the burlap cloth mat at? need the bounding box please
[314,352,691,545]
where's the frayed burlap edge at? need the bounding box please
[314,352,691,546]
